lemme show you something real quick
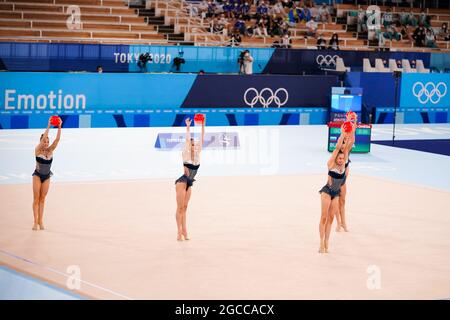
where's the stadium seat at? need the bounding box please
[375,59,390,72]
[363,58,377,72]
[335,57,351,72]
[402,59,417,73]
[389,59,402,72]
[416,60,430,73]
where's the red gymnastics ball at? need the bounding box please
[50,115,61,126]
[194,113,205,124]
[342,121,353,133]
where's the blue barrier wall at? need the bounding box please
[347,72,450,124]
[0,72,333,129]
[181,74,338,108]
[263,49,431,74]
[346,72,397,108]
[1,71,449,129]
[400,73,450,108]
[2,42,449,74]
[430,52,450,72]
[127,45,274,73]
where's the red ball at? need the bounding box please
[342,121,353,133]
[50,116,60,126]
[194,113,205,124]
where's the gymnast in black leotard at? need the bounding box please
[335,116,356,232]
[174,117,205,241]
[32,117,62,231]
[318,129,349,253]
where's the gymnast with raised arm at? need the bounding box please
[32,117,62,231]
[174,117,205,241]
[318,128,348,253]
[335,116,356,232]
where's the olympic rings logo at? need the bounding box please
[316,55,340,67]
[412,81,447,104]
[243,88,289,108]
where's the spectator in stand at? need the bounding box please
[198,1,209,19]
[399,8,409,27]
[206,1,216,18]
[218,13,229,25]
[218,14,230,35]
[418,9,429,28]
[328,32,339,50]
[241,1,251,20]
[382,8,394,28]
[318,3,331,23]
[407,9,418,27]
[309,1,319,21]
[230,30,242,46]
[413,24,426,47]
[254,17,269,37]
[288,5,299,25]
[299,5,312,23]
[232,2,241,18]
[210,17,222,33]
[280,33,292,48]
[437,23,449,41]
[234,18,247,35]
[425,28,438,48]
[270,0,285,18]
[400,24,413,44]
[189,3,200,17]
[383,23,401,41]
[357,7,367,33]
[96,65,103,73]
[306,18,318,37]
[317,33,326,49]
[256,1,269,20]
[281,0,293,9]
[223,1,234,19]
[215,2,225,15]
[280,20,290,35]
[269,14,283,36]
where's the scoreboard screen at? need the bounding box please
[327,122,372,153]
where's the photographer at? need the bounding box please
[238,50,253,75]
[137,52,152,72]
[173,50,185,72]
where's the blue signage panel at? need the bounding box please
[400,73,450,109]
[0,72,197,111]
[0,71,330,128]
[181,75,339,108]
[1,42,443,74]
[155,132,240,149]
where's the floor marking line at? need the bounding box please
[0,248,133,300]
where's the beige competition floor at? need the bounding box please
[1,174,450,300]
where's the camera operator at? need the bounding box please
[137,52,152,72]
[238,50,253,75]
[173,50,185,72]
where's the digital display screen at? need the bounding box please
[331,94,362,113]
[330,87,363,113]
[327,123,372,153]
